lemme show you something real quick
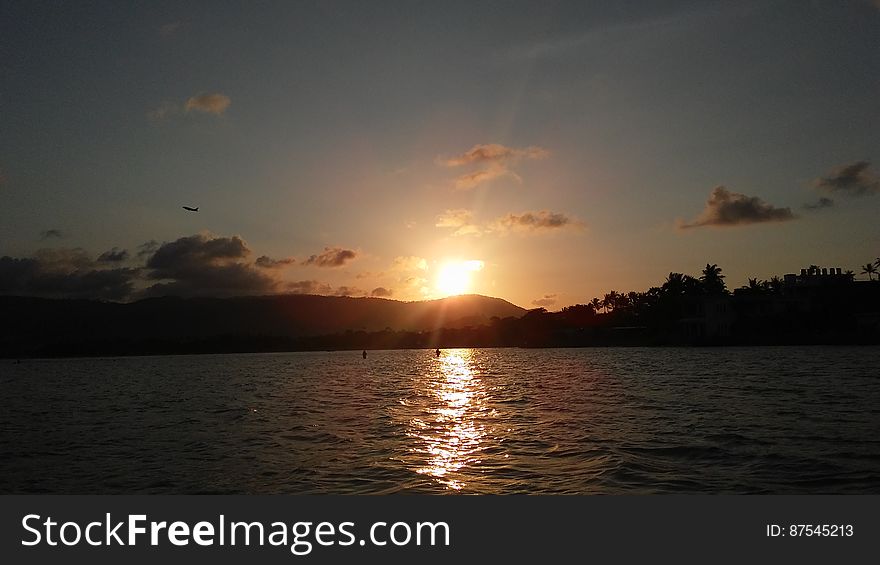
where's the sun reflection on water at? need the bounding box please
[410,349,486,490]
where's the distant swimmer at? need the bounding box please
[362,350,367,359]
[435,348,441,357]
[182,206,199,212]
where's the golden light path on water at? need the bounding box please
[410,349,486,491]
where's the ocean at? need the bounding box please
[2,347,878,494]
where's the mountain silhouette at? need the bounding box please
[0,293,525,357]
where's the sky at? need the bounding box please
[1,0,879,309]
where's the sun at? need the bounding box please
[435,260,484,297]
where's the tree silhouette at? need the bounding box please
[862,263,877,281]
[590,297,602,313]
[602,291,619,313]
[700,263,727,294]
[662,272,700,296]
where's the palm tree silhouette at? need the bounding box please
[602,291,619,313]
[590,297,602,313]
[862,263,877,281]
[700,263,727,294]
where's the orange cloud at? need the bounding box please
[185,93,231,115]
[440,143,548,190]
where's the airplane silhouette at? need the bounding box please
[182,206,199,212]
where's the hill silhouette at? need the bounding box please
[0,293,526,357]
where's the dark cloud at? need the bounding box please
[678,187,796,229]
[813,161,880,196]
[185,93,231,115]
[0,249,137,300]
[304,247,357,268]
[286,280,332,295]
[333,286,365,297]
[255,255,295,269]
[40,229,64,240]
[803,197,835,211]
[142,233,277,297]
[493,210,582,232]
[97,248,129,262]
[371,287,393,297]
[137,240,160,258]
[532,294,557,307]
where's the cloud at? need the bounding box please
[286,280,332,295]
[492,210,583,233]
[435,209,473,228]
[440,143,549,190]
[803,197,835,211]
[435,209,482,235]
[159,21,181,36]
[371,287,393,297]
[391,256,428,271]
[255,255,295,269]
[0,249,137,300]
[40,229,64,240]
[453,167,520,190]
[304,247,357,268]
[442,144,549,167]
[143,233,277,297]
[813,161,880,197]
[185,93,231,115]
[97,248,129,262]
[678,186,796,229]
[137,240,160,258]
[148,102,179,121]
[333,286,365,297]
[532,294,558,307]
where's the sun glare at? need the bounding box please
[436,260,484,297]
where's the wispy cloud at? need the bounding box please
[148,102,179,121]
[436,209,582,236]
[304,247,357,268]
[391,256,428,271]
[678,187,796,229]
[158,21,181,36]
[151,92,231,121]
[441,144,548,167]
[440,143,548,190]
[286,280,332,295]
[435,209,482,235]
[532,294,557,307]
[803,197,835,211]
[97,248,129,262]
[40,229,64,240]
[255,255,295,269]
[492,210,583,233]
[185,93,231,115]
[813,161,880,197]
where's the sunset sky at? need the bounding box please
[1,0,879,308]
